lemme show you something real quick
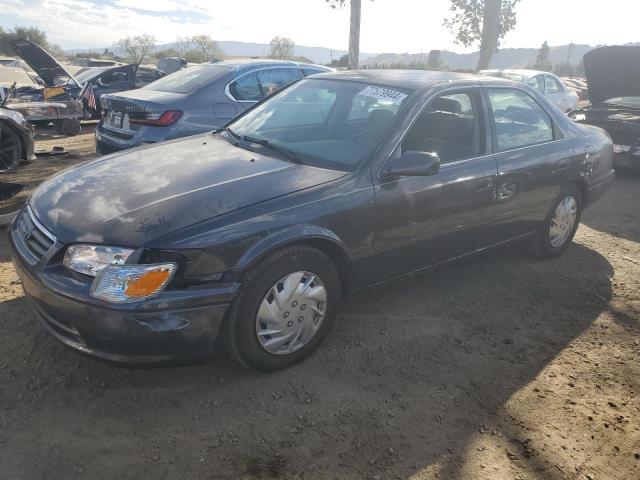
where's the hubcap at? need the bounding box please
[549,196,577,248]
[256,271,327,355]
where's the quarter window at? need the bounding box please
[487,88,554,151]
[401,91,481,164]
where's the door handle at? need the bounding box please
[476,177,494,192]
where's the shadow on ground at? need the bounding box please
[0,239,614,479]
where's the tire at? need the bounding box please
[527,184,582,258]
[0,122,22,172]
[223,245,341,371]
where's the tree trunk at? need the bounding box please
[348,0,361,70]
[476,0,501,71]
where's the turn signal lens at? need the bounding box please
[125,269,172,298]
[90,263,176,303]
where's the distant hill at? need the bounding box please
[66,40,377,65]
[362,44,597,70]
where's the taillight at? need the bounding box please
[129,110,183,126]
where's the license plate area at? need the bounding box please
[109,111,123,128]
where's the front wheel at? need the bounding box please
[223,245,341,371]
[527,184,582,258]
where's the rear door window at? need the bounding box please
[487,88,555,151]
[228,71,262,101]
[525,75,545,93]
[544,75,561,94]
[258,68,302,96]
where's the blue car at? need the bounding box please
[96,59,332,153]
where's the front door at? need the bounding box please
[369,88,498,283]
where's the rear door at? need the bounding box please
[370,87,498,282]
[485,86,575,238]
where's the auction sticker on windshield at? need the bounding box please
[359,86,408,104]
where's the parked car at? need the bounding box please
[0,106,35,171]
[8,39,83,134]
[75,64,167,118]
[569,45,640,171]
[9,71,614,371]
[95,59,333,154]
[478,69,579,112]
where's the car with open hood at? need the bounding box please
[7,39,83,134]
[570,45,640,171]
[95,59,333,154]
[9,70,614,371]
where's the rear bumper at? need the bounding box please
[587,169,615,207]
[9,226,238,366]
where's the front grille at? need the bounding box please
[14,207,56,264]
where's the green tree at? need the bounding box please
[115,34,156,64]
[427,50,444,70]
[533,40,552,71]
[0,25,51,56]
[444,0,521,71]
[269,36,295,60]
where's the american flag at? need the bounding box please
[82,84,97,111]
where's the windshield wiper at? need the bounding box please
[241,135,302,164]
[217,126,240,140]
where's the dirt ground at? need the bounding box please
[0,127,638,480]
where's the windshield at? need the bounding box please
[603,97,640,108]
[142,65,226,94]
[225,78,412,171]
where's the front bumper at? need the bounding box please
[9,220,238,366]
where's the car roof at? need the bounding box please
[494,69,556,79]
[309,69,513,90]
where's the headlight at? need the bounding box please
[63,244,135,276]
[91,263,176,303]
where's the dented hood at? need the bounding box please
[11,39,79,88]
[584,46,640,105]
[29,135,346,246]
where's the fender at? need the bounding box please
[234,223,349,271]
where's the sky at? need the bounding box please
[1,0,639,53]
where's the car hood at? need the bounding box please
[30,135,346,246]
[11,39,79,88]
[584,46,640,105]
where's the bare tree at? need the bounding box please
[269,36,295,60]
[443,0,520,71]
[175,36,193,57]
[191,35,223,63]
[115,34,156,64]
[326,0,372,70]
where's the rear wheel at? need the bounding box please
[223,245,341,371]
[0,122,22,172]
[527,184,582,258]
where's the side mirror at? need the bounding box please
[385,151,440,178]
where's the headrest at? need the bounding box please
[429,97,462,114]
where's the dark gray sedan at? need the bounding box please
[9,71,614,371]
[95,59,332,154]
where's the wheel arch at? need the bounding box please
[570,177,589,206]
[236,226,351,295]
